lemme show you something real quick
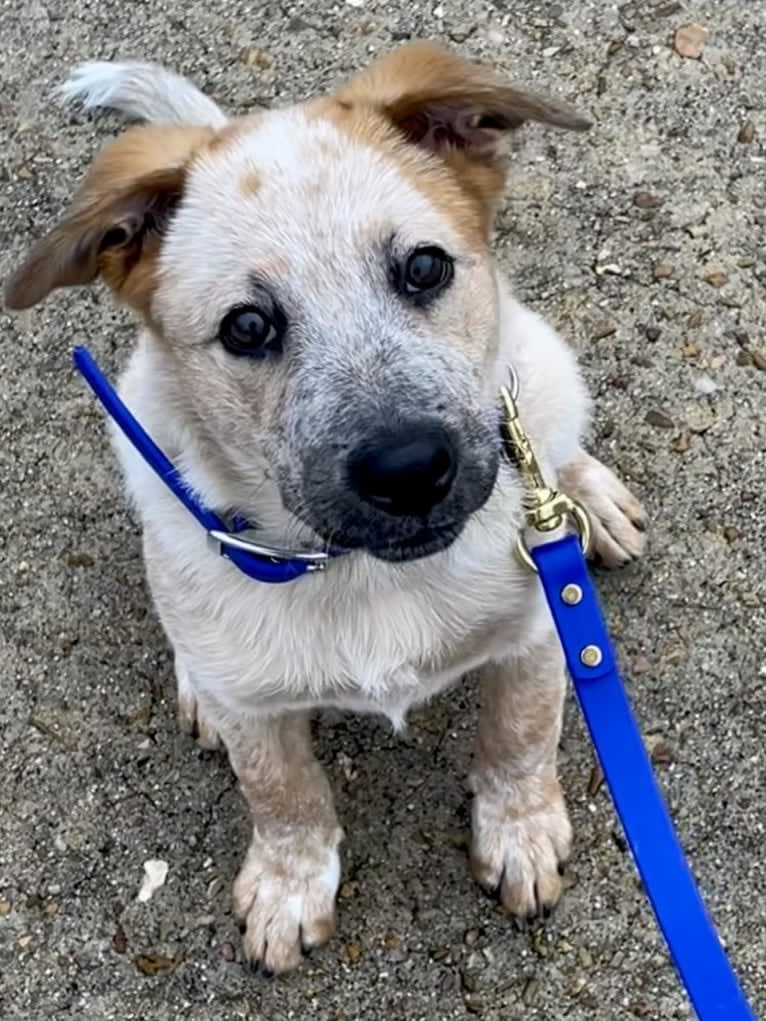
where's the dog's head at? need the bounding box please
[6,43,589,561]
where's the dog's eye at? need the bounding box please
[401,246,454,296]
[219,305,285,357]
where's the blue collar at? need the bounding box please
[73,347,344,584]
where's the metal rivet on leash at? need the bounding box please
[560,583,583,606]
[580,644,603,668]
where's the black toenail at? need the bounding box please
[238,921,247,935]
[261,967,274,979]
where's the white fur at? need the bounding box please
[58,60,228,127]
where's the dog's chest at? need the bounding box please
[149,526,542,724]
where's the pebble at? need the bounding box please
[645,409,675,429]
[704,270,728,288]
[737,120,755,144]
[694,375,718,396]
[653,263,674,280]
[736,350,753,366]
[464,928,480,946]
[752,351,766,371]
[644,326,662,342]
[0,900,11,916]
[221,941,236,962]
[633,191,662,209]
[591,319,617,340]
[137,860,169,903]
[674,23,707,59]
[112,923,128,954]
[345,941,363,965]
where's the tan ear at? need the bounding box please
[4,124,214,314]
[337,41,591,211]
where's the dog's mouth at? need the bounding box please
[362,520,465,562]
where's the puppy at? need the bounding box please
[5,43,646,974]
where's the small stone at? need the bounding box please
[570,976,588,997]
[64,551,95,568]
[723,526,740,543]
[339,881,359,899]
[737,121,755,144]
[0,900,12,916]
[591,319,617,340]
[682,342,700,359]
[461,970,478,993]
[133,953,182,976]
[694,375,718,396]
[463,993,485,1015]
[448,22,475,43]
[751,351,766,371]
[137,860,168,903]
[647,736,674,766]
[112,923,128,954]
[673,432,690,453]
[522,978,540,1006]
[44,902,59,916]
[345,941,363,965]
[633,191,662,209]
[18,934,33,948]
[645,409,675,429]
[383,931,400,951]
[464,928,480,946]
[430,945,450,962]
[587,764,604,798]
[687,311,705,328]
[736,350,753,366]
[674,23,707,59]
[632,655,651,675]
[645,326,661,342]
[653,263,674,280]
[704,270,728,288]
[240,47,272,69]
[220,941,236,962]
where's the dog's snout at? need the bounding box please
[348,425,457,516]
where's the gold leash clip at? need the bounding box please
[499,371,592,573]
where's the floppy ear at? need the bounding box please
[337,41,591,214]
[4,124,214,314]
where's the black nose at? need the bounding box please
[348,425,457,516]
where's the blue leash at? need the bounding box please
[71,347,758,1018]
[533,536,757,1020]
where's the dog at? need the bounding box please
[5,42,646,974]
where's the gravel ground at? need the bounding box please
[1,1,765,1018]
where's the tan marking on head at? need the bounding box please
[305,96,492,246]
[4,124,215,317]
[325,41,590,238]
[240,167,261,195]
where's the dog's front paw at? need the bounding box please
[559,450,647,568]
[234,837,341,974]
[175,658,220,750]
[470,784,572,919]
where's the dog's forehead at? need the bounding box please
[185,108,471,257]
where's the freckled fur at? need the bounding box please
[6,43,646,976]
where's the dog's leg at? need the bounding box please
[559,448,647,568]
[469,639,570,919]
[213,708,342,974]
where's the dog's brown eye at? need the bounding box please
[402,246,454,296]
[219,305,285,357]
